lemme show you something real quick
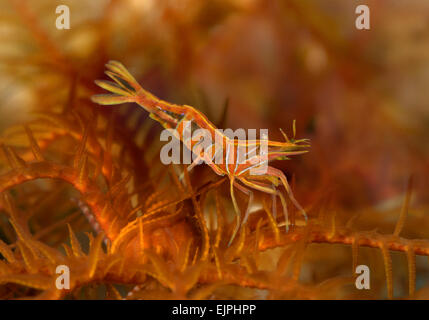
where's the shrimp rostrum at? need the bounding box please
[92,61,310,245]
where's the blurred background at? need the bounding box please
[0,0,428,298]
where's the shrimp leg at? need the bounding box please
[238,177,290,231]
[261,166,307,222]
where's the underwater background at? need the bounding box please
[0,0,428,299]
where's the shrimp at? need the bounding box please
[92,61,310,245]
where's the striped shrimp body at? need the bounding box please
[92,61,310,246]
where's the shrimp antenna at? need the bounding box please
[292,119,296,141]
[279,128,290,143]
